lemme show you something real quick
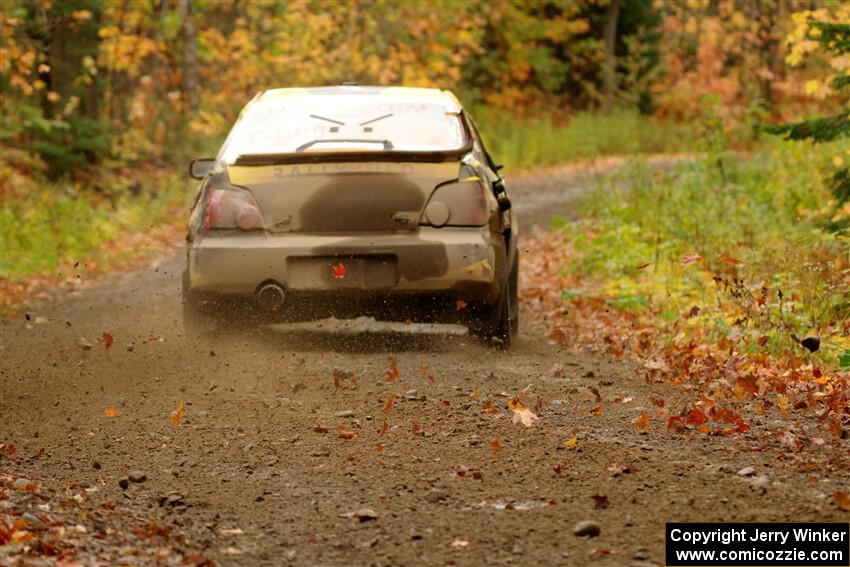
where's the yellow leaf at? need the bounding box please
[470,387,480,401]
[565,436,577,448]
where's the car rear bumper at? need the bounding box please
[187,227,504,302]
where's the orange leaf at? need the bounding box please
[720,256,744,265]
[386,356,400,383]
[379,420,389,436]
[456,299,467,310]
[590,404,604,416]
[490,439,501,454]
[383,394,396,413]
[412,422,422,436]
[737,375,759,395]
[337,427,356,440]
[481,400,500,415]
[101,331,113,349]
[834,490,850,512]
[169,400,184,426]
[376,443,385,453]
[635,412,650,431]
[470,387,480,401]
[104,407,120,418]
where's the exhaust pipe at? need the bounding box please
[257,283,285,312]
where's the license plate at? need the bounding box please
[287,256,397,289]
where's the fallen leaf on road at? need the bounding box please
[565,436,577,448]
[103,407,120,418]
[412,422,423,436]
[720,256,744,265]
[169,400,184,426]
[379,420,389,436]
[635,412,650,431]
[386,356,400,383]
[456,299,467,310]
[470,387,480,400]
[590,404,604,416]
[337,428,356,440]
[313,424,329,434]
[100,331,113,349]
[383,394,396,413]
[508,398,538,427]
[481,400,501,416]
[490,439,501,454]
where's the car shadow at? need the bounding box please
[245,318,473,354]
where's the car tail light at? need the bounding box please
[421,178,490,228]
[203,187,263,231]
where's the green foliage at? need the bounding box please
[766,21,850,203]
[564,140,850,363]
[0,174,190,278]
[474,108,696,170]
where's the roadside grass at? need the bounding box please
[1,168,191,281]
[540,137,850,373]
[474,108,698,171]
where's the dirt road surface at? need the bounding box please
[2,161,847,566]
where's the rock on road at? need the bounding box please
[1,159,845,566]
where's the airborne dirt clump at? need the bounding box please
[2,166,848,566]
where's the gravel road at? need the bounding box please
[1,160,846,566]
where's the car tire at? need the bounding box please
[472,257,517,349]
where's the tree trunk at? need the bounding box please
[178,0,199,110]
[602,0,620,112]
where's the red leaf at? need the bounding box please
[332,262,346,279]
[101,331,113,349]
[667,415,686,432]
[686,408,707,426]
[720,256,744,265]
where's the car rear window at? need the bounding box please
[220,95,467,163]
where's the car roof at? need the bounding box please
[255,86,463,113]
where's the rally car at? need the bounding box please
[183,85,518,346]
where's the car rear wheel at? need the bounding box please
[472,257,518,349]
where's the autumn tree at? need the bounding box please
[767,8,850,203]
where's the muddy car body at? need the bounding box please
[183,86,518,345]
